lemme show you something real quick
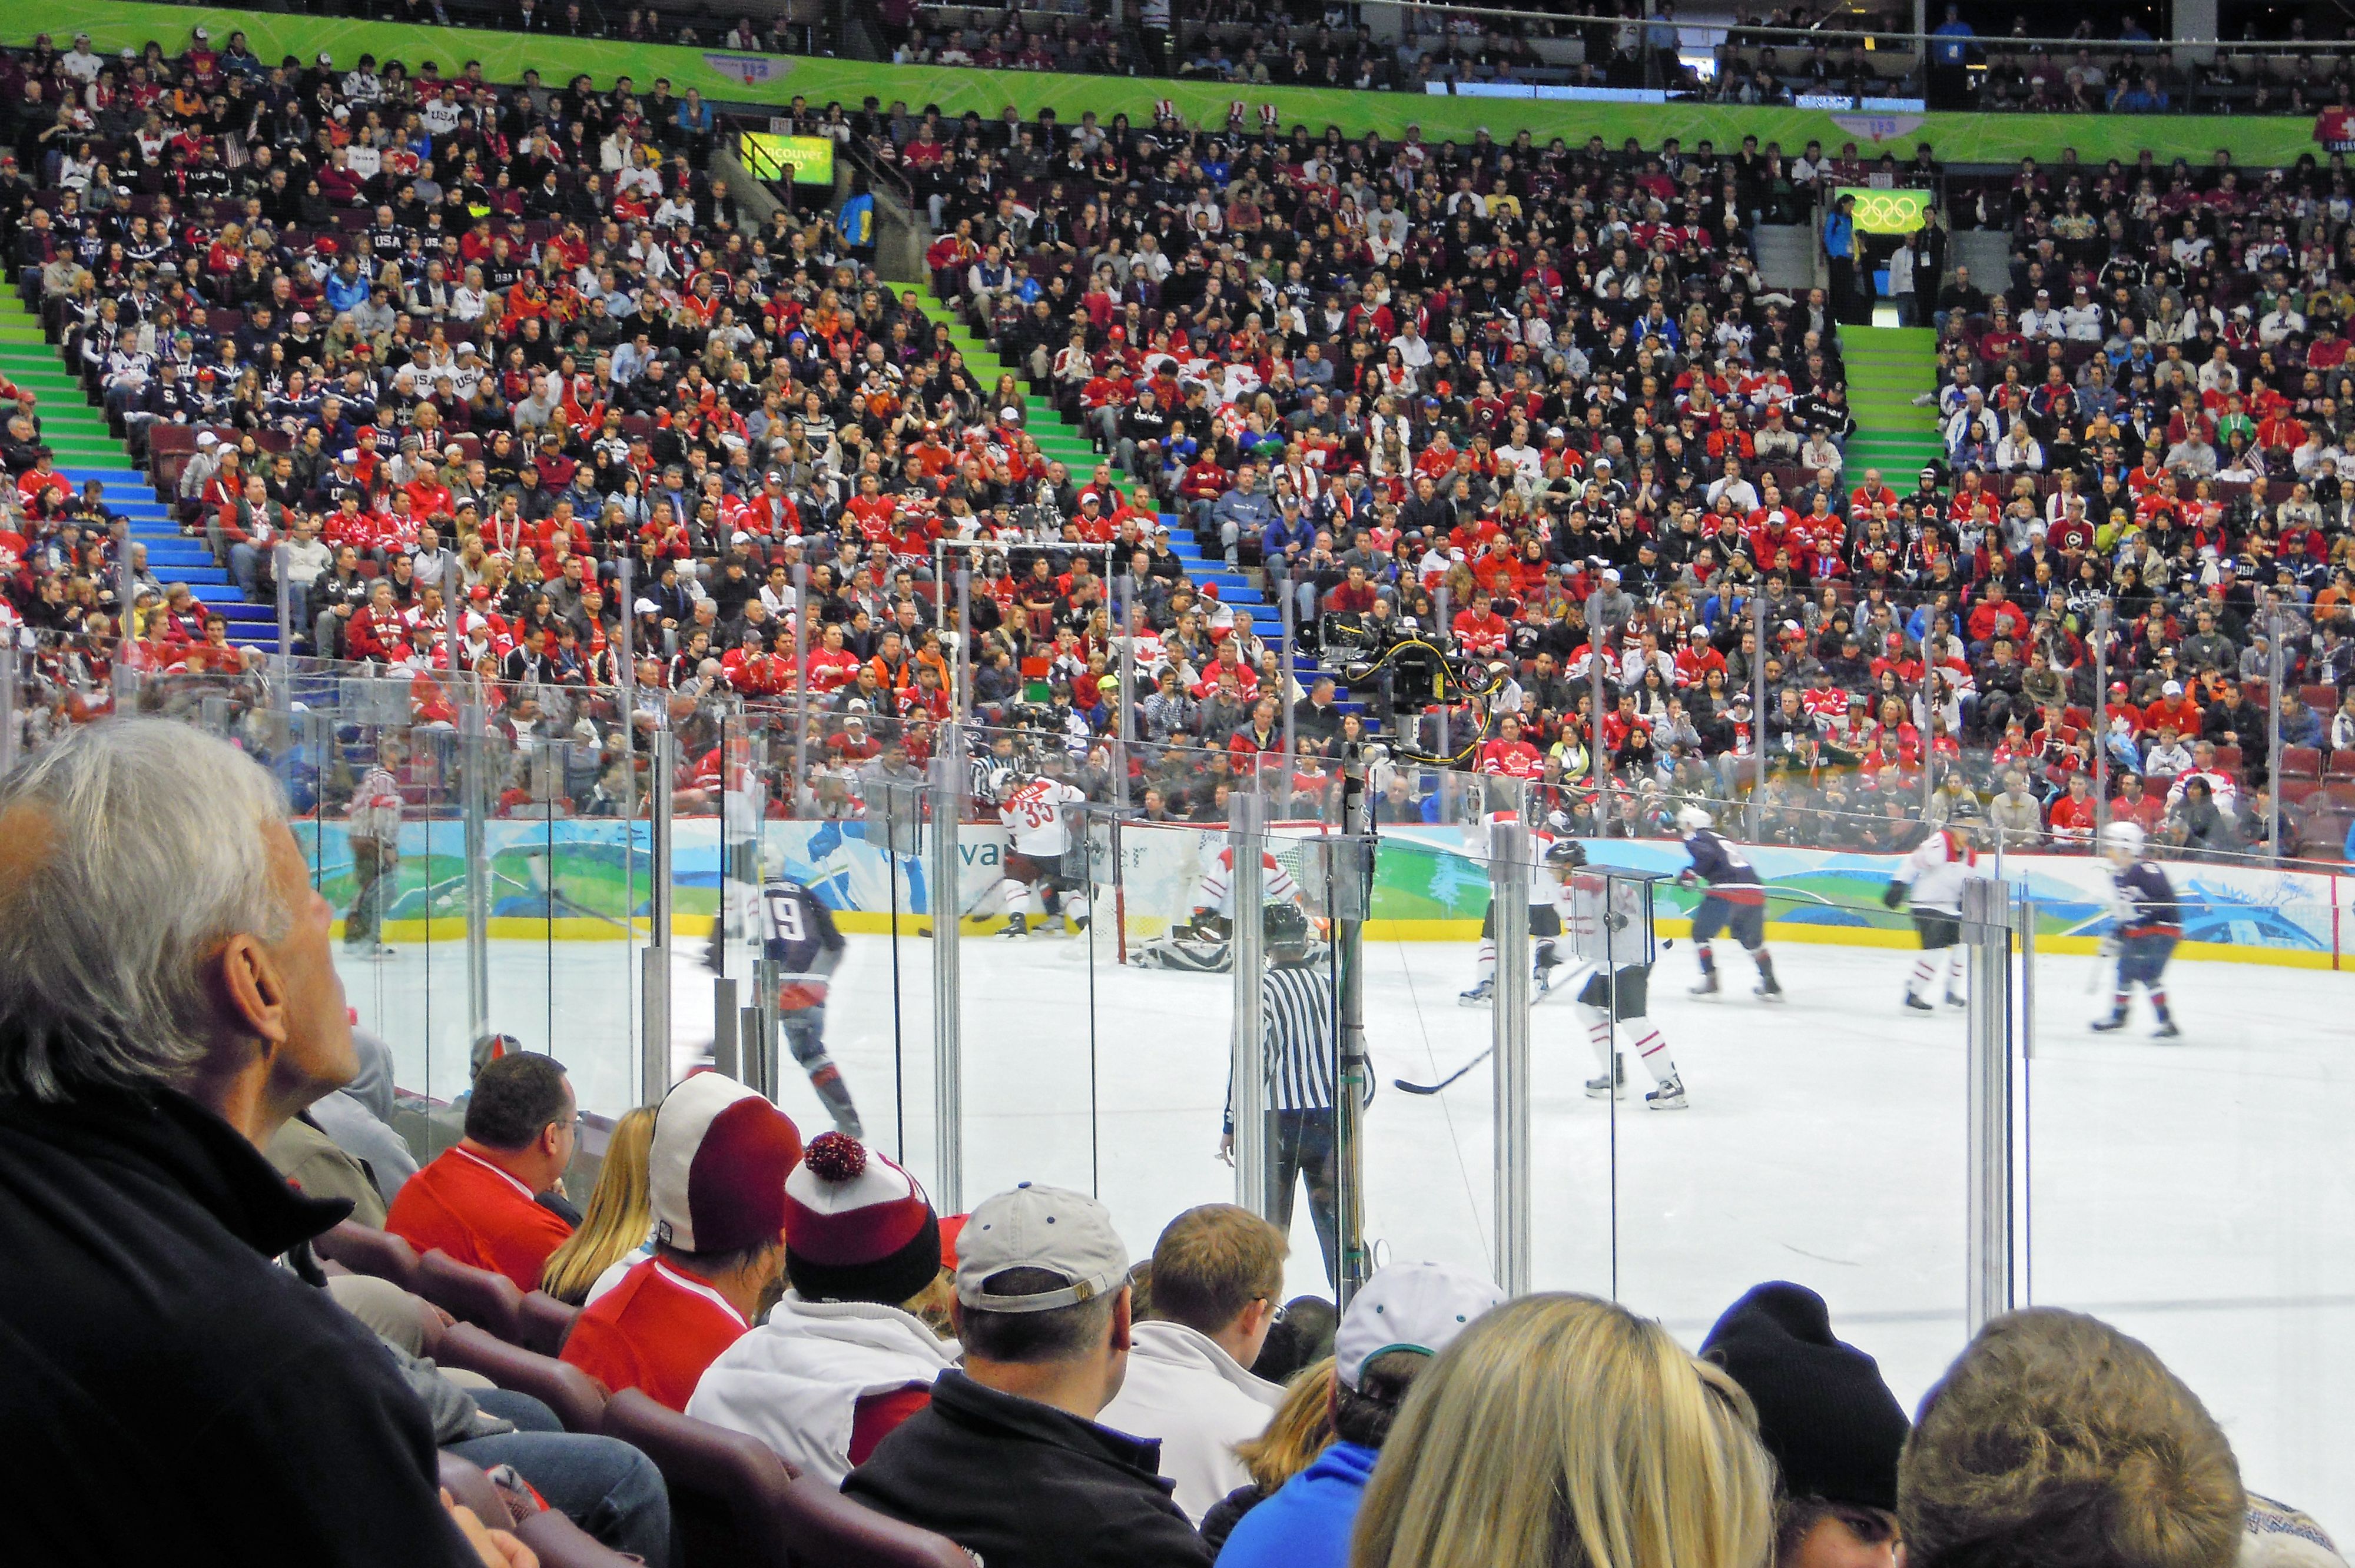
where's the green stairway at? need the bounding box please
[911,288,1270,615]
[1839,325,1943,490]
[0,298,120,467]
[917,301,1100,479]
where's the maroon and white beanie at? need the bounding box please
[651,1073,804,1255]
[784,1132,942,1307]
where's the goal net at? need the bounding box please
[1088,818,1334,964]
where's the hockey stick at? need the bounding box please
[1395,1047,1492,1095]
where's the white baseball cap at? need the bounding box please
[954,1181,1130,1314]
[2162,679,2184,695]
[1334,1260,1505,1389]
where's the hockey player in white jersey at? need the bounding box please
[1134,845,1308,972]
[1883,799,1985,1010]
[1554,841,1687,1109]
[1459,812,1564,1006]
[977,772,1092,936]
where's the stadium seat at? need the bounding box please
[597,1387,796,1568]
[432,1321,609,1434]
[2330,751,2355,778]
[517,1290,581,1358]
[314,1220,420,1292]
[777,1473,974,1568]
[2212,746,2242,775]
[2301,684,2341,710]
[416,1249,527,1343]
[2282,746,2322,779]
[2283,778,2323,809]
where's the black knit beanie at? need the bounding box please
[1701,1281,1910,1512]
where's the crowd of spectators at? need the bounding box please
[0,25,2344,866]
[2,716,2345,1567]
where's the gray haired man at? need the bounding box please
[0,720,526,1567]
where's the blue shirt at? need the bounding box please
[1214,1442,1376,1568]
[1929,20,1974,64]
[1822,211,1855,260]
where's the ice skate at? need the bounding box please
[1689,972,1720,997]
[1533,965,1552,996]
[1754,974,1785,1002]
[1943,990,1967,1008]
[2089,1011,2128,1032]
[1645,1074,1689,1111]
[1584,1056,1627,1098]
[1904,992,1936,1011]
[2152,1020,2182,1039]
[1000,913,1030,938]
[1458,978,1494,1007]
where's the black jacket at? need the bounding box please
[0,1085,475,1568]
[843,1369,1214,1568]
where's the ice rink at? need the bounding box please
[354,928,2355,1534]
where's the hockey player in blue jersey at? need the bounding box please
[756,876,867,1135]
[1676,805,1784,1001]
[2092,821,2182,1039]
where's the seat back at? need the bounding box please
[315,1221,422,1292]
[775,1474,974,1568]
[598,1388,795,1568]
[432,1321,611,1434]
[518,1290,581,1358]
[417,1248,527,1343]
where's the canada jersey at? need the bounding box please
[1483,810,1557,911]
[759,878,846,1007]
[1000,778,1085,857]
[1896,828,1980,916]
[1557,873,1651,968]
[2109,860,2180,938]
[1683,828,1764,905]
[1194,845,1304,918]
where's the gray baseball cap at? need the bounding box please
[954,1181,1129,1314]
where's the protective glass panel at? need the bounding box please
[1596,813,1973,1403]
[2023,832,2355,1535]
[1084,815,1239,1268]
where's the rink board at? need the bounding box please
[314,816,2353,968]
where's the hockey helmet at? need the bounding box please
[1262,900,1314,956]
[1543,838,1588,870]
[2101,820,2145,860]
[1675,803,1713,832]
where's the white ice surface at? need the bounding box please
[350,928,2355,1534]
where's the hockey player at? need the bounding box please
[1460,813,1563,1006]
[1677,805,1783,1001]
[1554,841,1688,1110]
[1136,844,1309,972]
[756,876,865,1137]
[981,771,1091,936]
[1883,800,1983,1011]
[2092,820,2182,1038]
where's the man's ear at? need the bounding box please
[1109,1283,1134,1353]
[214,931,290,1049]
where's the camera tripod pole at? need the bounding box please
[1331,738,1379,1307]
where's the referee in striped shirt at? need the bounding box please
[1221,903,1369,1287]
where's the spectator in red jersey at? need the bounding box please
[385,1051,578,1291]
[1478,713,1544,779]
[689,1132,957,1483]
[560,1072,802,1411]
[2046,772,2099,850]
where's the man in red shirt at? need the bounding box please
[560,1073,804,1411]
[385,1051,578,1291]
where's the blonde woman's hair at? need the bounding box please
[538,1106,657,1304]
[1899,1308,2243,1568]
[1235,1356,1337,1493]
[1349,1293,1773,1568]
